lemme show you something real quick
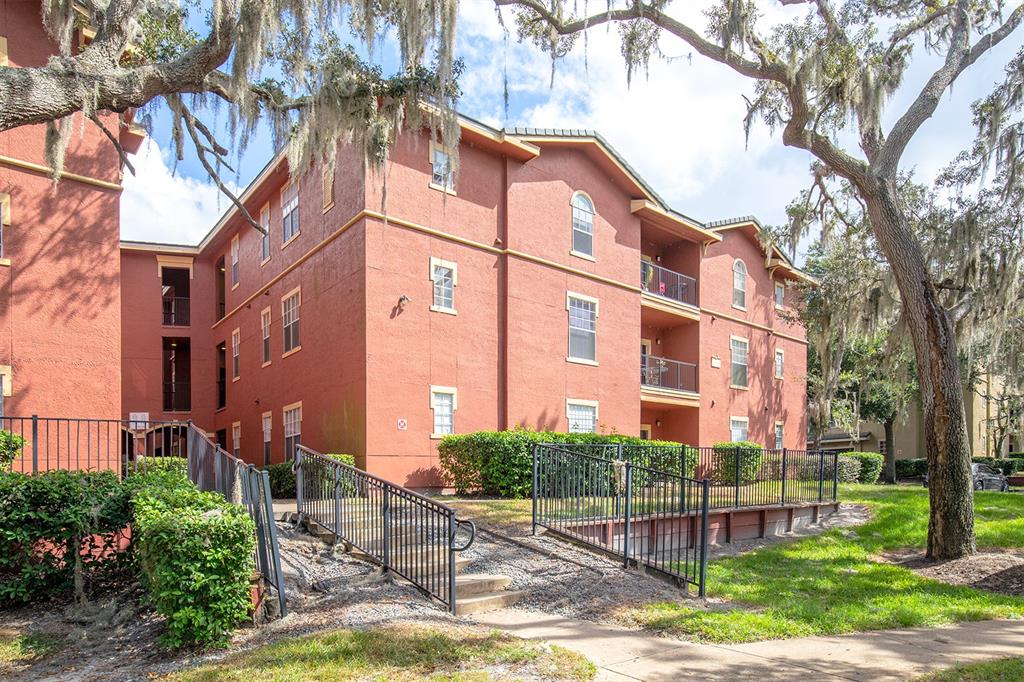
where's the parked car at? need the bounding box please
[923,463,1010,492]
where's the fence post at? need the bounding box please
[734,446,741,508]
[333,465,341,538]
[699,478,710,598]
[294,449,304,519]
[780,448,788,506]
[531,444,539,536]
[622,462,633,569]
[818,450,826,502]
[260,468,288,617]
[447,512,457,614]
[679,444,687,478]
[832,452,840,500]
[31,415,38,474]
[382,484,392,574]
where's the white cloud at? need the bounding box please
[120,139,236,244]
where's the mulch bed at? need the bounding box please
[884,549,1024,597]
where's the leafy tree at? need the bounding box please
[497,0,1024,559]
[0,0,462,229]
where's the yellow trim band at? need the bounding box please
[0,155,122,191]
[702,306,808,345]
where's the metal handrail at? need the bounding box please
[451,518,477,552]
[641,354,698,393]
[640,261,698,307]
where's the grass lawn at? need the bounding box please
[443,497,533,529]
[170,624,595,681]
[915,657,1024,681]
[626,485,1024,643]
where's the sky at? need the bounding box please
[120,1,1020,260]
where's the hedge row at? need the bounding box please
[264,453,355,499]
[893,456,1024,479]
[973,457,1024,476]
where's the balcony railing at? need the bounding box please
[162,297,191,326]
[641,354,698,393]
[163,381,191,412]
[641,261,697,308]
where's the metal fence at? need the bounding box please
[533,443,709,595]
[0,415,287,617]
[641,354,698,393]
[641,261,698,307]
[295,445,476,613]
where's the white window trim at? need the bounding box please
[570,191,596,260]
[775,347,785,379]
[232,421,241,457]
[262,411,273,464]
[428,140,456,195]
[732,259,748,311]
[729,415,750,442]
[283,401,302,460]
[566,398,599,434]
[640,423,652,439]
[322,163,335,212]
[260,307,272,367]
[231,328,241,382]
[566,291,599,366]
[774,281,785,310]
[281,183,300,248]
[281,286,302,358]
[429,257,458,315]
[230,235,240,290]
[774,421,785,449]
[259,203,272,266]
[430,385,458,439]
[730,335,750,390]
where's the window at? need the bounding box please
[730,336,749,388]
[230,236,239,287]
[232,422,241,459]
[774,281,785,309]
[282,183,299,243]
[567,400,598,434]
[283,403,301,460]
[231,328,240,380]
[262,413,272,466]
[261,308,271,365]
[430,141,453,191]
[0,191,10,259]
[732,259,747,309]
[322,164,335,211]
[571,193,594,257]
[775,422,784,449]
[775,348,785,379]
[567,293,598,363]
[730,417,749,442]
[430,257,457,313]
[431,387,456,437]
[259,204,271,263]
[282,288,301,354]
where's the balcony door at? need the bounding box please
[161,267,190,326]
[162,338,191,412]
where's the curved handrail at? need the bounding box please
[450,518,476,552]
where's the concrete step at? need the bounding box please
[455,589,526,615]
[455,573,513,598]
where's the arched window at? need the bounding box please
[732,259,747,309]
[571,193,594,257]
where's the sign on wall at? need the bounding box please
[397,418,408,431]
[129,412,150,429]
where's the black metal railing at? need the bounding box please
[163,381,191,412]
[0,416,287,618]
[641,261,698,307]
[295,445,476,613]
[217,379,226,409]
[162,296,191,326]
[641,354,698,393]
[533,443,709,595]
[688,446,839,509]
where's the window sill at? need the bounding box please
[322,201,335,214]
[429,305,457,316]
[0,258,10,268]
[231,282,240,291]
[429,182,457,196]
[570,249,596,262]
[232,375,241,383]
[730,384,750,391]
[775,304,784,311]
[430,433,452,440]
[216,407,226,413]
[567,356,599,367]
[732,304,747,312]
[282,345,302,359]
[262,360,272,368]
[281,233,301,250]
[260,256,271,267]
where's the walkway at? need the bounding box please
[472,609,1024,681]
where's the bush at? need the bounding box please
[709,442,764,486]
[896,458,928,478]
[0,429,26,470]
[438,430,690,498]
[844,452,884,484]
[836,455,863,483]
[133,472,255,647]
[0,470,133,604]
[125,456,188,478]
[265,462,295,499]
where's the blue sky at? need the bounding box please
[121,2,1020,258]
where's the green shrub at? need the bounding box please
[125,456,188,478]
[0,470,133,604]
[845,452,884,484]
[710,442,764,486]
[265,462,295,499]
[0,429,26,470]
[895,458,928,478]
[437,430,690,498]
[133,474,255,647]
[836,455,863,483]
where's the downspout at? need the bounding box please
[498,157,510,431]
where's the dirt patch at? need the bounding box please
[883,549,1024,597]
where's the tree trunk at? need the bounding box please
[883,418,896,484]
[864,180,975,560]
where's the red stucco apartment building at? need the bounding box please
[120,120,812,488]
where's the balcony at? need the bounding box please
[641,354,698,406]
[162,296,190,326]
[163,381,191,412]
[640,261,699,324]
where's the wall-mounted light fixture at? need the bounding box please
[655,419,662,427]
[398,294,410,312]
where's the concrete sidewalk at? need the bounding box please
[472,609,1024,680]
